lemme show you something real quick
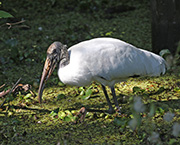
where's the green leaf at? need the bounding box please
[50,111,58,117]
[58,110,75,121]
[65,110,72,115]
[156,107,165,115]
[105,31,113,36]
[79,87,85,91]
[63,116,72,122]
[0,10,13,18]
[80,90,85,96]
[24,93,32,99]
[174,87,180,92]
[86,88,93,95]
[81,88,92,100]
[63,115,75,122]
[58,111,66,119]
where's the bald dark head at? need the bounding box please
[38,41,67,103]
[47,42,63,55]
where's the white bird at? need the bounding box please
[38,37,166,114]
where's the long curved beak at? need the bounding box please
[38,56,56,103]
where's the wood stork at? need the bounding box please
[38,37,166,114]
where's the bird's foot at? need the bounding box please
[115,106,122,115]
[74,107,87,124]
[106,107,115,114]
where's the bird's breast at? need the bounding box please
[58,63,92,87]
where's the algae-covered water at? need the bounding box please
[0,0,180,144]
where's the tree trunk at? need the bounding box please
[151,0,180,55]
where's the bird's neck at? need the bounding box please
[59,49,70,68]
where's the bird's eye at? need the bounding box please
[52,49,57,54]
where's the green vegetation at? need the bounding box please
[0,0,180,144]
[0,2,13,19]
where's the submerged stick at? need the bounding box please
[0,78,21,108]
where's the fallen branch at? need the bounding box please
[0,20,30,29]
[0,89,10,98]
[0,84,5,89]
[0,83,36,98]
[0,78,21,108]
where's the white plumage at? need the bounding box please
[59,38,166,87]
[38,37,166,114]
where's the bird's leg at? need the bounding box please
[101,85,114,114]
[110,87,121,115]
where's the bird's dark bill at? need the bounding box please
[38,57,55,103]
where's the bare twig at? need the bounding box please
[0,83,36,98]
[0,84,5,89]
[0,20,30,29]
[6,20,25,25]
[0,89,10,98]
[0,78,21,108]
[6,20,25,29]
[9,78,22,94]
[13,24,30,29]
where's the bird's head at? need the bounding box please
[38,42,66,103]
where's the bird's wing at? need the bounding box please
[67,38,166,86]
